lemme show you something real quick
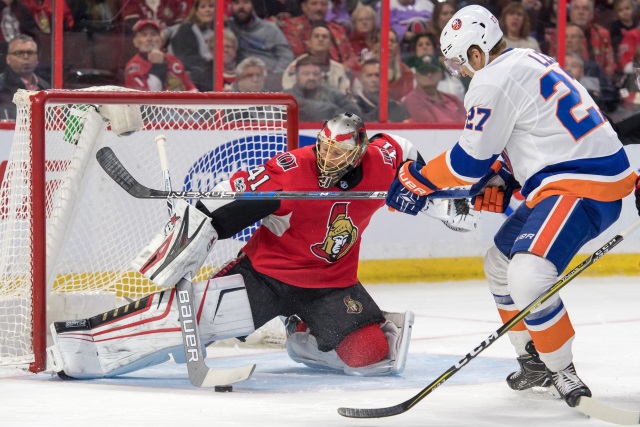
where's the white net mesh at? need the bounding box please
[0,88,295,368]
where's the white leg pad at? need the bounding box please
[46,274,254,379]
[131,200,218,289]
[285,310,414,376]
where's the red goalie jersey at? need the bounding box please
[229,134,411,289]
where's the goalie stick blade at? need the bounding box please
[577,397,640,425]
[96,146,153,198]
[193,363,256,388]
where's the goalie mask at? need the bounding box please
[316,112,369,189]
[440,5,503,76]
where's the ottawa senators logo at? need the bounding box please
[343,296,363,314]
[310,203,358,262]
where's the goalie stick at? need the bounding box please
[154,135,255,387]
[96,146,471,200]
[338,218,640,424]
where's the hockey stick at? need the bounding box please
[154,135,255,387]
[338,218,640,421]
[96,146,471,200]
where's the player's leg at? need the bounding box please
[507,196,622,406]
[47,274,255,378]
[484,203,550,390]
[284,284,414,376]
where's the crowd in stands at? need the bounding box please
[0,0,639,122]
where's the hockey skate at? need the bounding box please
[506,341,552,390]
[547,363,592,407]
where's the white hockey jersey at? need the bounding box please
[422,48,636,207]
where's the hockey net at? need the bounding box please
[0,88,298,372]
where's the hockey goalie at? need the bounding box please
[47,112,480,383]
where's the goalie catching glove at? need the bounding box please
[131,200,218,289]
[386,162,479,232]
[469,160,520,213]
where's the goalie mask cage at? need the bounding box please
[0,88,298,373]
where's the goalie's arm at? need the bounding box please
[198,198,280,239]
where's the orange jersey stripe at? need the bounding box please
[529,312,575,353]
[423,152,475,189]
[530,196,576,257]
[526,172,637,208]
[498,309,527,331]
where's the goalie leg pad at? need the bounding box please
[131,200,218,289]
[46,274,254,379]
[285,310,414,376]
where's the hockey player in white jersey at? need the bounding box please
[386,5,637,408]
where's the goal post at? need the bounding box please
[0,88,298,373]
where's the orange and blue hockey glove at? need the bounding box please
[469,160,520,213]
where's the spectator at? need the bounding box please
[402,54,466,123]
[406,32,437,59]
[354,58,410,122]
[348,4,378,66]
[252,0,301,19]
[0,34,48,119]
[374,28,414,102]
[284,55,360,121]
[123,0,185,31]
[564,53,603,103]
[0,0,38,42]
[565,23,619,113]
[276,0,359,73]
[520,0,543,37]
[233,56,267,92]
[426,0,455,49]
[198,28,239,92]
[169,0,214,92]
[222,28,238,91]
[617,27,640,106]
[124,19,197,92]
[535,0,558,54]
[610,0,637,50]
[227,0,293,79]
[22,0,73,32]
[387,0,434,49]
[282,22,351,95]
[325,0,352,27]
[499,2,541,50]
[405,33,465,100]
[231,56,287,120]
[565,0,616,77]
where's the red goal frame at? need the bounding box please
[25,91,298,372]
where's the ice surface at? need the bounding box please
[1,277,638,426]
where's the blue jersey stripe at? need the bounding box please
[449,143,497,180]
